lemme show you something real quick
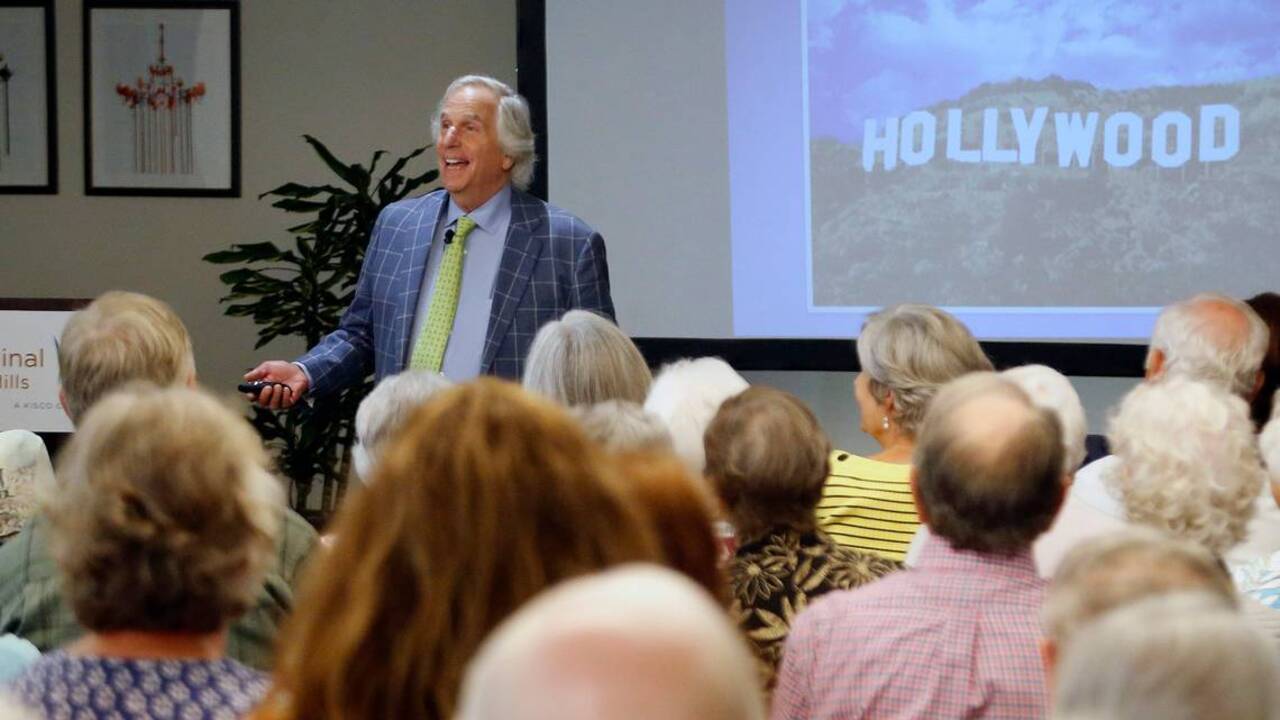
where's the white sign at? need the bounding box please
[0,310,73,433]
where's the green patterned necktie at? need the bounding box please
[409,215,478,371]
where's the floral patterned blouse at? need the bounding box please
[729,526,900,691]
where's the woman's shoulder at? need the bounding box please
[827,450,911,481]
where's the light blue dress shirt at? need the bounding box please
[407,185,512,381]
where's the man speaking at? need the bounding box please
[246,75,615,407]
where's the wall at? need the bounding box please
[0,0,518,396]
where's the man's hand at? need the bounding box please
[244,361,310,409]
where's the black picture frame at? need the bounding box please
[83,0,239,197]
[0,0,58,194]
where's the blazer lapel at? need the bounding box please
[392,192,448,369]
[481,190,544,373]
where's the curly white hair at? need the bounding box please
[1106,378,1265,555]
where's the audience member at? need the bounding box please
[570,400,673,453]
[351,369,453,481]
[1066,293,1273,573]
[0,291,318,670]
[772,373,1063,719]
[522,310,651,406]
[11,386,282,719]
[906,364,1089,571]
[1051,593,1280,720]
[611,451,724,600]
[1246,292,1280,428]
[817,304,992,561]
[643,357,748,476]
[456,565,765,720]
[1247,408,1280,609]
[704,387,897,692]
[1040,529,1237,678]
[261,379,661,720]
[0,431,51,542]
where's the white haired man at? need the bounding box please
[772,373,1066,719]
[1044,293,1273,575]
[456,565,765,720]
[247,75,616,402]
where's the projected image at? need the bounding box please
[807,0,1280,307]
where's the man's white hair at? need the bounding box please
[456,564,765,720]
[353,370,453,481]
[1001,364,1087,473]
[432,74,537,190]
[1107,378,1266,555]
[1147,292,1268,397]
[1052,592,1280,720]
[643,358,749,475]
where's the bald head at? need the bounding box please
[457,565,764,720]
[1147,293,1267,398]
[913,373,1065,554]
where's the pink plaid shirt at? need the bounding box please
[771,538,1048,720]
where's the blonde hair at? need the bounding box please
[1107,378,1264,555]
[58,291,194,423]
[269,379,661,720]
[1042,528,1236,648]
[857,304,993,435]
[48,384,281,633]
[522,310,652,407]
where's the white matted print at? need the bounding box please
[0,2,55,192]
[86,2,238,195]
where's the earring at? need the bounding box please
[882,416,890,431]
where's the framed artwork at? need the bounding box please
[83,0,239,196]
[0,0,57,194]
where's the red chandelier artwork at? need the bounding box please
[114,24,205,175]
[0,52,12,170]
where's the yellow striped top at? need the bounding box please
[815,450,918,562]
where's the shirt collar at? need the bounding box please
[917,531,1039,576]
[446,184,512,235]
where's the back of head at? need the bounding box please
[1148,292,1267,397]
[857,304,993,436]
[353,370,453,481]
[1246,292,1280,426]
[644,358,749,475]
[1043,528,1236,650]
[273,379,661,720]
[522,310,652,407]
[1001,365,1087,473]
[1052,592,1280,720]
[457,565,765,720]
[704,386,831,541]
[1107,378,1264,555]
[611,451,724,600]
[0,430,53,539]
[569,400,673,454]
[914,372,1064,554]
[50,384,281,634]
[58,291,194,424]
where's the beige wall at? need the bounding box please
[0,0,517,394]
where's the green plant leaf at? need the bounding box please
[302,134,366,190]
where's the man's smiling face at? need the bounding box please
[436,85,514,212]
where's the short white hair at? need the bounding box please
[644,358,749,475]
[1148,292,1268,397]
[570,400,673,453]
[1001,365,1087,473]
[522,311,652,407]
[353,370,453,481]
[0,430,53,538]
[432,74,537,191]
[1107,378,1265,555]
[457,564,765,720]
[1052,592,1280,720]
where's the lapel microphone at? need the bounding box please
[443,228,456,245]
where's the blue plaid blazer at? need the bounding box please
[297,187,615,394]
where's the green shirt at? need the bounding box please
[0,510,317,671]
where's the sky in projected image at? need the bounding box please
[807,0,1280,144]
